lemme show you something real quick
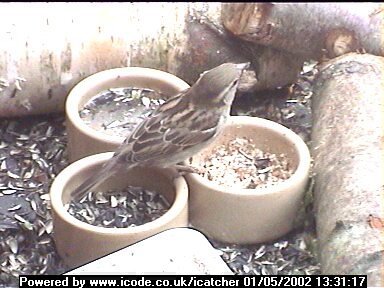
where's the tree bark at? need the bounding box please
[170,5,304,92]
[0,3,303,118]
[311,53,384,286]
[222,3,384,60]
[0,3,189,117]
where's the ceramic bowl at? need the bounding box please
[65,67,189,162]
[50,152,189,268]
[186,116,311,244]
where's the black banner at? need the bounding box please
[19,275,367,288]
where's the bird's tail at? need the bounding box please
[70,159,120,201]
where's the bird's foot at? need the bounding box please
[172,164,205,176]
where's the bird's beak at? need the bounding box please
[236,62,250,71]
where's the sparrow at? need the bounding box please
[71,62,250,200]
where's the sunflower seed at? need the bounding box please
[0,62,321,284]
[7,205,21,212]
[67,185,170,228]
[0,116,68,286]
[6,238,18,254]
[79,87,167,138]
[2,190,16,195]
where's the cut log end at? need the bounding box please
[221,3,274,43]
[324,28,362,58]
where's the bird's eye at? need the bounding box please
[233,80,239,86]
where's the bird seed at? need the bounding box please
[199,137,294,190]
[79,87,166,138]
[0,58,319,282]
[66,186,170,228]
[0,115,68,286]
[211,231,320,275]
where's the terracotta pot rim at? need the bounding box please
[50,152,189,236]
[186,116,311,196]
[65,67,190,145]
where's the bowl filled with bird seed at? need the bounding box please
[50,152,189,268]
[66,67,189,162]
[185,116,311,244]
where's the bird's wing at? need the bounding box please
[114,95,222,165]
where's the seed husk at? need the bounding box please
[79,87,166,138]
[66,186,170,228]
[198,137,294,190]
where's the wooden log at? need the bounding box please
[311,53,384,285]
[222,3,384,60]
[169,5,304,92]
[0,2,189,117]
[169,19,303,92]
[0,3,303,118]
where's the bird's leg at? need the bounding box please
[172,164,205,175]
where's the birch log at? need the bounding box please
[0,2,189,117]
[0,2,303,118]
[311,53,384,286]
[222,3,384,60]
